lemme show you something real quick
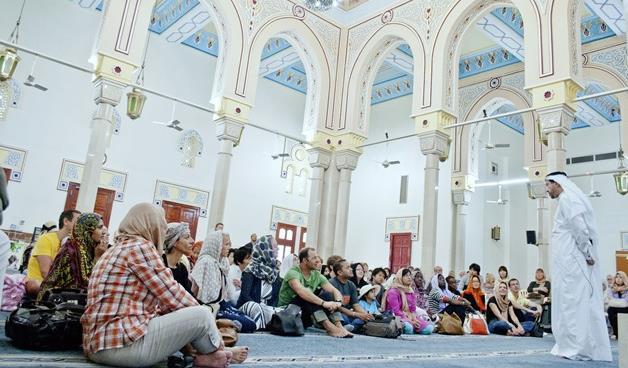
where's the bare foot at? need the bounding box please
[328,325,354,338]
[226,346,249,364]
[194,349,233,368]
[506,330,514,336]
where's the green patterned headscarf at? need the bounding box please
[38,213,102,299]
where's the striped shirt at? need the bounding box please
[81,237,198,354]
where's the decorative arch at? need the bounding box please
[198,0,244,106]
[343,22,427,136]
[237,17,333,139]
[454,87,539,176]
[429,0,542,111]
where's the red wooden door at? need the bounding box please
[162,200,200,239]
[275,222,297,261]
[2,167,10,183]
[389,233,412,273]
[64,182,115,227]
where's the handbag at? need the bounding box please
[362,313,403,338]
[5,300,84,350]
[269,304,305,336]
[436,312,464,335]
[216,319,239,347]
[463,312,489,335]
[41,288,87,306]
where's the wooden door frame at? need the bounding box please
[389,232,412,272]
[161,200,200,239]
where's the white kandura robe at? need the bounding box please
[550,189,611,361]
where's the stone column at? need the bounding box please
[318,152,340,260]
[207,117,245,232]
[76,78,124,212]
[332,150,360,257]
[305,147,331,254]
[414,111,454,274]
[528,178,550,269]
[451,182,473,273]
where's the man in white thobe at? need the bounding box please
[545,172,611,361]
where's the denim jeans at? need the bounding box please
[488,319,512,335]
[340,314,365,332]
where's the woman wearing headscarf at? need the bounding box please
[412,268,429,311]
[427,273,470,322]
[37,213,104,300]
[82,203,248,367]
[191,231,256,333]
[486,281,525,336]
[163,222,194,294]
[382,268,433,335]
[279,253,298,279]
[462,275,486,313]
[236,235,282,330]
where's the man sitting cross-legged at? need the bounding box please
[508,278,541,332]
[277,247,353,338]
[328,259,375,332]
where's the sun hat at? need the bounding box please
[358,284,376,299]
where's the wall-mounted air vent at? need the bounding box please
[566,151,617,165]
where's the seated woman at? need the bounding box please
[382,268,433,335]
[279,253,298,279]
[37,213,105,300]
[350,262,368,289]
[527,268,551,300]
[483,272,496,299]
[163,222,194,294]
[486,281,526,336]
[81,203,248,368]
[191,231,256,333]
[427,273,470,322]
[607,271,628,339]
[462,275,486,314]
[412,268,429,312]
[236,235,282,330]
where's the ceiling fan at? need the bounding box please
[379,132,401,168]
[23,57,48,91]
[486,185,508,205]
[152,102,184,131]
[481,110,510,150]
[271,153,290,160]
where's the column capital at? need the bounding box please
[413,109,456,136]
[418,130,451,159]
[215,117,245,145]
[452,189,473,206]
[213,97,251,125]
[451,175,476,192]
[527,180,548,199]
[335,150,361,171]
[93,77,125,106]
[307,146,332,169]
[527,78,583,111]
[538,104,576,136]
[308,131,366,153]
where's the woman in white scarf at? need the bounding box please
[279,253,298,279]
[191,231,230,305]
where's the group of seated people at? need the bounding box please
[12,203,628,366]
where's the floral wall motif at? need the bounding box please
[0,145,27,182]
[153,180,210,217]
[57,159,127,202]
[384,216,419,241]
[270,205,308,230]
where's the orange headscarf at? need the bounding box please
[462,274,486,312]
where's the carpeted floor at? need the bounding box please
[0,317,619,368]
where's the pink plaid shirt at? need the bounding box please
[81,237,198,354]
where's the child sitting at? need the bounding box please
[358,285,382,315]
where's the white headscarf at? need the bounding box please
[190,231,230,304]
[279,253,297,278]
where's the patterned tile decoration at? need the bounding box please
[384,216,419,241]
[459,47,521,79]
[492,105,525,134]
[264,62,308,94]
[181,30,220,57]
[57,159,127,202]
[585,0,625,35]
[0,145,27,182]
[580,14,617,43]
[371,74,414,105]
[270,205,308,230]
[153,180,209,217]
[148,0,201,34]
[490,7,524,37]
[579,83,622,122]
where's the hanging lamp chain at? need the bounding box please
[8,0,27,44]
[136,32,151,86]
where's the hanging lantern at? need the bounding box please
[126,88,146,119]
[0,48,20,82]
[614,149,628,195]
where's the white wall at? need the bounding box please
[346,95,454,270]
[0,1,309,247]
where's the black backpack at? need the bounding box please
[269,304,305,336]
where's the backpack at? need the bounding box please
[362,313,403,338]
[269,304,305,336]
